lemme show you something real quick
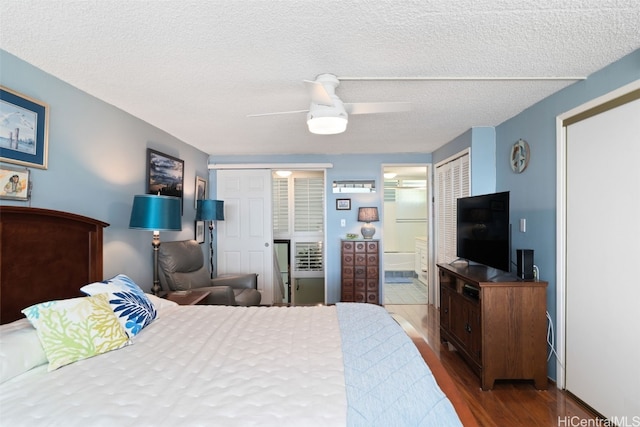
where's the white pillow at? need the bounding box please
[145,293,178,313]
[0,319,48,383]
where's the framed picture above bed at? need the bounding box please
[146,149,184,212]
[0,86,49,169]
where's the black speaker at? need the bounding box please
[516,249,534,280]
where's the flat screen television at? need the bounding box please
[456,191,510,272]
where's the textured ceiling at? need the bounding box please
[1,1,639,155]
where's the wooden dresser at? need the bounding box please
[438,262,548,390]
[340,239,379,304]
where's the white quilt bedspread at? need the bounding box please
[0,305,347,426]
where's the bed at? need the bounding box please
[0,206,477,426]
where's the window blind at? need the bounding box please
[272,177,289,235]
[293,177,324,233]
[294,241,323,272]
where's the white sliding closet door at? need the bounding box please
[565,96,640,420]
[217,169,274,304]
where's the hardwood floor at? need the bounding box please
[385,303,600,427]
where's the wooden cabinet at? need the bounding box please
[450,294,481,365]
[341,240,379,304]
[438,263,548,390]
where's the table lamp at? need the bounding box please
[129,194,182,295]
[358,207,379,239]
[196,199,224,278]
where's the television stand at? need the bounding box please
[438,263,548,390]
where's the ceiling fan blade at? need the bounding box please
[304,80,333,106]
[345,102,412,115]
[247,109,309,117]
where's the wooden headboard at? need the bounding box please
[0,207,109,324]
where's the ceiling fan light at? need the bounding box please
[307,116,348,135]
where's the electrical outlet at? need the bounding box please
[340,219,346,227]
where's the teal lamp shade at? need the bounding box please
[129,195,182,231]
[196,200,224,221]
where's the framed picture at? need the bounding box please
[146,148,184,212]
[0,86,49,169]
[195,176,207,208]
[195,221,205,243]
[336,198,351,210]
[0,164,30,201]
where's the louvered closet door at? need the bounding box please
[435,151,470,306]
[436,151,470,265]
[565,96,640,420]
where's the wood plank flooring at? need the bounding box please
[385,303,600,427]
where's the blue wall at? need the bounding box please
[0,50,210,291]
[433,128,471,164]
[494,48,640,380]
[209,153,431,303]
[470,127,496,195]
[432,126,496,196]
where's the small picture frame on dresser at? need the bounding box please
[336,198,351,210]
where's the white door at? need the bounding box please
[217,169,274,304]
[434,152,470,307]
[565,96,640,419]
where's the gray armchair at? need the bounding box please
[157,240,261,306]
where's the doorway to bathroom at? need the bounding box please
[382,165,430,305]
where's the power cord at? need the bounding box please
[538,264,564,369]
[546,310,565,370]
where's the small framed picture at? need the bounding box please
[195,176,207,208]
[0,86,49,169]
[336,198,351,210]
[195,221,205,243]
[0,164,30,201]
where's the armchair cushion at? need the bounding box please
[202,286,237,305]
[212,274,258,290]
[158,240,210,292]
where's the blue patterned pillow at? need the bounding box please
[80,274,157,337]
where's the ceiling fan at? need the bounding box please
[247,73,411,135]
